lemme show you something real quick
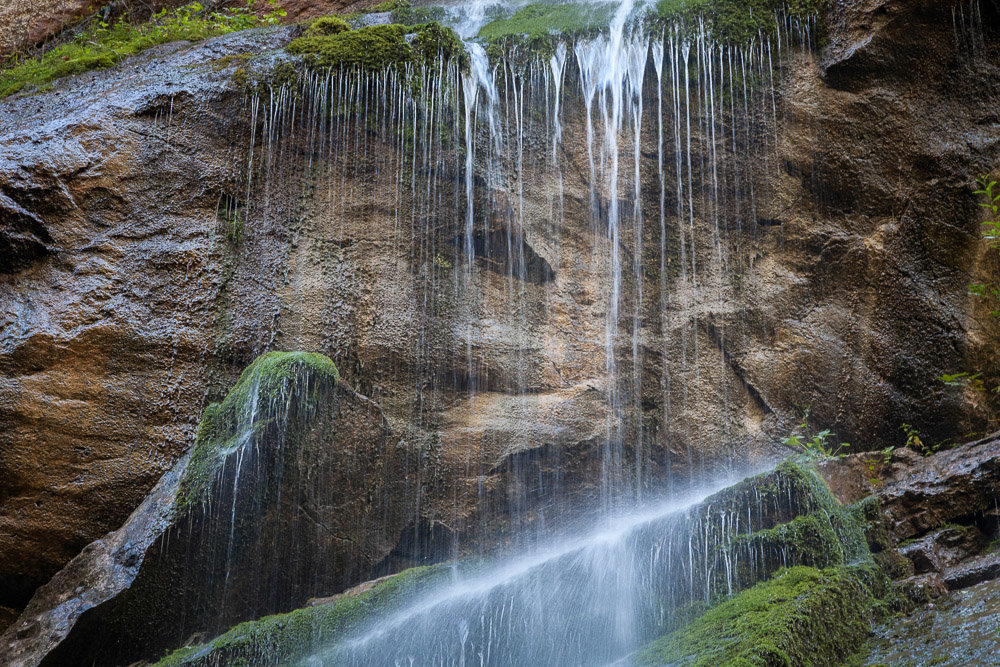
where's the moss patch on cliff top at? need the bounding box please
[154,564,447,666]
[477,2,617,41]
[176,351,338,511]
[373,0,448,27]
[654,0,825,44]
[286,19,464,72]
[636,564,890,667]
[0,1,285,98]
[477,0,825,59]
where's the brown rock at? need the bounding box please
[877,435,1000,542]
[943,551,1000,590]
[898,572,949,604]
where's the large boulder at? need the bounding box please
[0,351,416,666]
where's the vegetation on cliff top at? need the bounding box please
[476,0,826,58]
[654,0,825,43]
[477,2,617,41]
[154,565,447,666]
[286,18,464,72]
[176,351,338,511]
[373,0,447,27]
[0,1,286,98]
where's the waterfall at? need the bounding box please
[228,0,817,615]
[309,474,753,666]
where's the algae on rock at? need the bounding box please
[177,350,339,511]
[286,20,464,72]
[635,564,890,667]
[155,565,448,666]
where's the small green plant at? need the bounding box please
[781,407,848,461]
[432,253,452,270]
[0,0,286,98]
[939,371,1000,395]
[224,210,245,244]
[900,423,938,457]
[974,175,1000,248]
[862,446,893,486]
[968,175,1000,316]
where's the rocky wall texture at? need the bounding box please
[1,0,1000,631]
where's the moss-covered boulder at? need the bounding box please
[178,351,339,511]
[155,565,448,666]
[632,461,893,666]
[635,564,890,666]
[286,19,464,72]
[3,351,418,667]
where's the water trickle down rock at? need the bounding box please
[142,461,877,666]
[0,350,419,666]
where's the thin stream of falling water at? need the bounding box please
[229,0,817,597]
[574,0,641,507]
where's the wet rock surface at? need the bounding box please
[1,0,1000,651]
[858,575,1000,666]
[0,352,410,666]
[821,433,1000,662]
[942,550,1000,590]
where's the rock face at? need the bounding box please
[0,351,412,666]
[1,0,1000,639]
[818,433,1000,664]
[820,433,1000,605]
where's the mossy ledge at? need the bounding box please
[286,18,465,72]
[154,565,447,666]
[638,461,896,665]
[653,0,826,45]
[176,351,338,512]
[476,0,826,60]
[635,564,890,667]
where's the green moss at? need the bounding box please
[0,1,286,98]
[154,565,447,666]
[372,1,447,27]
[477,2,617,40]
[705,461,870,595]
[653,0,825,45]
[286,21,463,72]
[848,495,893,553]
[735,511,846,570]
[176,351,338,511]
[477,2,616,60]
[696,461,843,528]
[304,15,351,37]
[636,564,889,667]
